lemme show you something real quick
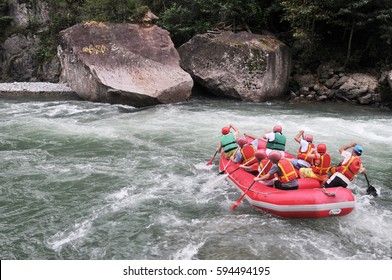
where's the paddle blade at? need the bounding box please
[230,193,246,211]
[230,188,251,211]
[206,151,217,165]
[366,185,378,197]
[230,201,241,211]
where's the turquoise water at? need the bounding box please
[1,96,391,260]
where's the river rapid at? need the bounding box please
[1,95,391,260]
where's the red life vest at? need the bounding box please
[277,158,298,183]
[297,143,315,164]
[336,155,362,181]
[240,144,256,163]
[258,159,272,175]
[312,153,331,175]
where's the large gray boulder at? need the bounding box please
[178,31,291,102]
[58,22,193,107]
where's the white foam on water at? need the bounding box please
[48,218,93,251]
[2,98,392,260]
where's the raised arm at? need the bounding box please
[229,123,239,138]
[339,142,356,154]
[294,130,304,143]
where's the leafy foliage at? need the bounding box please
[0,0,12,35]
[2,0,392,70]
[80,0,148,23]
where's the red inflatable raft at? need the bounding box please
[219,139,355,219]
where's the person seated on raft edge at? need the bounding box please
[323,142,366,189]
[216,123,239,159]
[288,130,315,169]
[263,125,286,158]
[299,143,332,185]
[254,150,299,190]
[239,149,272,175]
[244,124,286,158]
[230,136,257,166]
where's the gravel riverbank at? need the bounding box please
[0,82,77,97]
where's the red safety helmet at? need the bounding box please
[304,134,313,143]
[268,150,281,163]
[236,137,247,148]
[317,143,327,154]
[221,127,230,135]
[254,149,267,161]
[273,125,282,133]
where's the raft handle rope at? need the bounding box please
[322,187,337,197]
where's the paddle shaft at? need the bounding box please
[219,159,232,174]
[227,156,257,175]
[364,173,370,185]
[230,182,255,210]
[207,151,218,165]
[218,147,240,174]
[230,161,270,211]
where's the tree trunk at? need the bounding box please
[344,21,355,68]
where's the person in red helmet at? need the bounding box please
[255,150,299,190]
[299,143,331,184]
[216,123,239,159]
[238,148,270,175]
[262,125,286,158]
[231,136,257,165]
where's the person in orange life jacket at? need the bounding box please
[323,142,366,188]
[288,130,315,169]
[231,136,257,165]
[254,150,299,190]
[262,125,286,158]
[240,149,272,175]
[299,143,331,184]
[216,124,239,159]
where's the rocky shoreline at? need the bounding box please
[288,62,392,109]
[1,80,391,110]
[0,82,77,97]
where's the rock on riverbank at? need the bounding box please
[58,22,193,108]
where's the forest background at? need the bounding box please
[1,0,392,75]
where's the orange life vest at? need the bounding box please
[336,155,362,181]
[277,158,298,183]
[240,144,256,163]
[259,159,272,175]
[312,153,331,175]
[297,143,315,164]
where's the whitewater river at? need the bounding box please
[1,95,391,260]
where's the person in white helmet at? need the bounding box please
[289,130,316,169]
[262,125,286,158]
[255,150,299,190]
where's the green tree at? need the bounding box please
[280,0,332,54]
[329,0,372,67]
[81,0,148,23]
[0,0,12,35]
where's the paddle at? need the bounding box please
[219,151,256,175]
[218,160,231,174]
[207,151,218,165]
[230,160,270,211]
[364,173,378,197]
